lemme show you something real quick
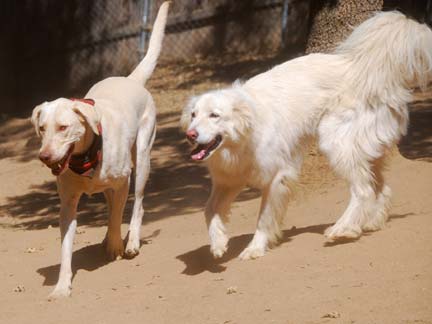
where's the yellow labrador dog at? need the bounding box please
[31,2,169,298]
[181,12,432,260]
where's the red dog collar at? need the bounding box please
[69,98,102,177]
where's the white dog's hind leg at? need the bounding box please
[324,158,384,241]
[240,171,294,260]
[205,184,243,258]
[49,189,81,299]
[125,124,155,258]
[319,114,394,241]
[104,179,129,260]
[362,159,391,232]
[324,187,366,240]
[362,184,391,231]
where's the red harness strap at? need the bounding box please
[69,98,102,178]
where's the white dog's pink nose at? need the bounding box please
[186,129,198,142]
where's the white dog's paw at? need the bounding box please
[239,245,266,260]
[48,285,71,300]
[124,238,140,259]
[239,230,269,260]
[325,223,362,241]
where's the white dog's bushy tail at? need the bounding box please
[128,1,170,85]
[335,11,432,107]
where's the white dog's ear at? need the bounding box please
[232,98,253,138]
[73,103,101,135]
[180,96,197,131]
[31,105,43,137]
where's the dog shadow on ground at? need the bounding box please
[37,229,160,286]
[176,222,333,276]
[37,242,109,286]
[177,212,416,275]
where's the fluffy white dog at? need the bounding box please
[31,2,169,298]
[181,12,432,260]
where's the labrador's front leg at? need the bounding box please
[49,189,81,299]
[103,179,129,260]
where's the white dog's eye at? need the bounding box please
[39,126,45,133]
[210,112,220,118]
[191,112,196,119]
[58,125,68,131]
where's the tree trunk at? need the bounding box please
[305,0,383,54]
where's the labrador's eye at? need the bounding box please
[191,112,196,119]
[58,125,68,131]
[39,126,45,132]
[210,112,220,118]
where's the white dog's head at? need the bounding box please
[31,98,100,176]
[181,87,253,161]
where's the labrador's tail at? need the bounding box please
[128,1,170,85]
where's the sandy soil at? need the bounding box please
[0,58,431,324]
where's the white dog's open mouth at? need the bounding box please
[190,135,222,161]
[47,145,75,176]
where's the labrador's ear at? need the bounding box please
[72,103,101,135]
[30,105,43,137]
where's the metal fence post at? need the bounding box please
[139,0,152,60]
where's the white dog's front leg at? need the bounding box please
[240,172,294,260]
[207,214,229,258]
[205,184,242,258]
[49,190,80,299]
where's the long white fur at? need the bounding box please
[181,12,432,259]
[31,2,169,298]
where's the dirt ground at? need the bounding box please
[0,56,431,324]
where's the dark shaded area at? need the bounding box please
[2,1,95,116]
[383,0,432,25]
[1,0,141,117]
[176,213,416,276]
[398,100,432,161]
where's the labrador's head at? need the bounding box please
[31,98,100,176]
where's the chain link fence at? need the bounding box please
[4,0,430,114]
[3,0,303,114]
[153,0,288,60]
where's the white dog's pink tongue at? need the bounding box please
[191,149,206,161]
